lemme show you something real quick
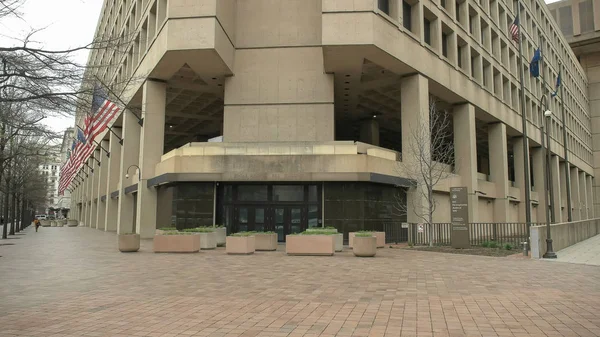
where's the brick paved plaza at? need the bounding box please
[1,227,600,337]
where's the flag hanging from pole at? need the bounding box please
[509,15,520,43]
[551,72,561,97]
[530,48,541,77]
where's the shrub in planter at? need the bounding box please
[254,232,278,251]
[349,231,385,248]
[226,232,255,255]
[154,231,200,253]
[118,233,140,252]
[182,228,217,249]
[353,232,377,257]
[286,231,336,256]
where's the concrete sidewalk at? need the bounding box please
[550,234,600,266]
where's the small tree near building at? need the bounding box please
[396,96,455,246]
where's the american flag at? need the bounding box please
[509,15,520,43]
[59,85,121,194]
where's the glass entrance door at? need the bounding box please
[234,206,267,233]
[273,207,305,242]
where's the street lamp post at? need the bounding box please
[540,95,557,258]
[126,165,141,181]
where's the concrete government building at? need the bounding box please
[68,0,596,240]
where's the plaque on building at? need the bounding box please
[450,187,470,249]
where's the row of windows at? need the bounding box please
[551,1,595,37]
[378,0,592,165]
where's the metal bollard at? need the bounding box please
[522,241,528,256]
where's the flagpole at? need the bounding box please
[538,40,555,225]
[516,0,533,242]
[559,62,573,221]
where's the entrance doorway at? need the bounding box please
[218,184,322,242]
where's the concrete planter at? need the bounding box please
[255,233,278,251]
[226,236,255,254]
[374,232,385,248]
[154,234,200,253]
[334,233,343,252]
[199,232,217,250]
[67,220,78,227]
[213,227,227,246]
[286,235,335,256]
[353,236,377,257]
[50,221,57,227]
[118,234,140,252]
[41,220,50,227]
[349,232,385,248]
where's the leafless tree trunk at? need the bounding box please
[396,96,455,246]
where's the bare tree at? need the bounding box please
[396,96,455,246]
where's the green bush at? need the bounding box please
[162,231,194,235]
[181,227,215,233]
[255,231,275,234]
[481,241,490,248]
[230,231,256,237]
[408,242,414,248]
[488,241,498,249]
[297,230,337,235]
[158,227,177,231]
[355,232,373,237]
[504,243,513,250]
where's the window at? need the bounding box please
[378,0,390,15]
[272,186,304,202]
[442,32,449,57]
[403,0,412,31]
[238,185,268,201]
[424,17,431,45]
[580,0,594,33]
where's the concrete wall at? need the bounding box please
[530,218,600,258]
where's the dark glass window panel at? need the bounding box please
[424,18,431,45]
[559,6,573,36]
[239,208,248,224]
[275,208,285,241]
[255,208,265,224]
[290,208,302,234]
[378,0,390,14]
[442,33,448,57]
[308,185,319,202]
[273,185,304,202]
[580,1,594,33]
[308,205,319,228]
[403,1,412,30]
[224,185,233,202]
[238,185,268,201]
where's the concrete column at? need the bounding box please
[559,161,568,222]
[90,150,100,229]
[513,137,526,222]
[531,147,548,223]
[489,123,509,222]
[579,170,588,219]
[359,118,380,146]
[587,175,594,217]
[105,129,122,232]
[570,166,581,220]
[401,73,429,223]
[83,164,91,226]
[95,141,109,231]
[453,103,478,222]
[117,111,141,235]
[572,0,581,36]
[550,155,563,222]
[136,80,166,239]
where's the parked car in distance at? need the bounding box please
[35,214,47,220]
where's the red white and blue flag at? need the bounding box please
[59,85,121,194]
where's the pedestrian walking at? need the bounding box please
[34,218,40,232]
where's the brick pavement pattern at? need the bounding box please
[1,227,600,337]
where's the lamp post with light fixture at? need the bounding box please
[540,95,557,258]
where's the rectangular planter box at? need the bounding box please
[226,236,255,254]
[334,233,343,252]
[118,234,140,252]
[154,234,200,253]
[199,232,217,250]
[255,233,278,251]
[41,220,51,227]
[286,235,335,256]
[214,227,226,246]
[67,220,78,227]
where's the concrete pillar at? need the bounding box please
[570,166,580,220]
[579,170,588,219]
[117,111,141,235]
[105,129,122,232]
[359,118,380,146]
[512,137,526,222]
[587,175,594,217]
[95,141,109,231]
[453,103,478,222]
[401,73,429,224]
[489,123,509,222]
[531,147,548,223]
[90,150,100,229]
[83,164,91,226]
[550,155,563,222]
[559,161,568,222]
[136,80,166,239]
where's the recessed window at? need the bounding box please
[424,17,432,46]
[442,32,449,57]
[378,0,390,15]
[403,0,412,31]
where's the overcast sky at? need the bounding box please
[3,0,561,133]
